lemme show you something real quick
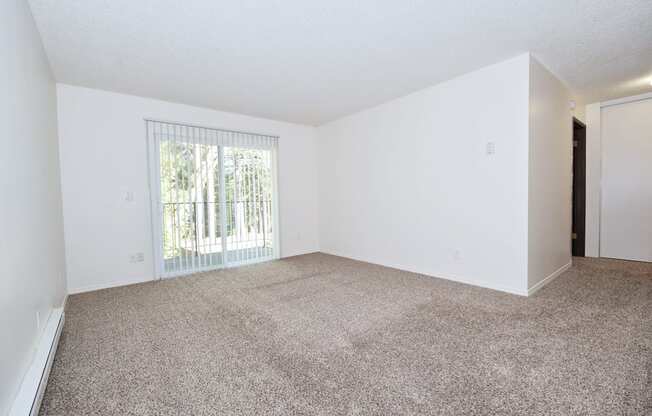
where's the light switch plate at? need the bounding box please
[130,252,144,263]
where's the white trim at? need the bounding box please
[146,121,164,281]
[600,92,652,108]
[527,261,572,296]
[9,308,65,416]
[319,249,529,296]
[68,275,154,294]
[584,103,602,257]
[280,250,320,259]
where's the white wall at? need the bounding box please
[0,1,67,413]
[317,54,531,295]
[570,97,586,124]
[527,57,573,291]
[57,85,319,293]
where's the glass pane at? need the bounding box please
[159,139,223,274]
[223,147,274,265]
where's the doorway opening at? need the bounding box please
[572,117,586,257]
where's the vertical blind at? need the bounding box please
[146,120,279,278]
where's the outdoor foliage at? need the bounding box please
[159,141,273,260]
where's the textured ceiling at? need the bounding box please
[29,0,652,125]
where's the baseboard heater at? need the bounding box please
[10,307,65,416]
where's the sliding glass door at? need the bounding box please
[147,120,279,278]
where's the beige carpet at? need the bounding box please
[40,254,651,415]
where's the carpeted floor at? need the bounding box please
[40,253,651,415]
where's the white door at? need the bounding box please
[600,98,652,262]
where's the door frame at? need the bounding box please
[145,119,281,280]
[598,97,652,262]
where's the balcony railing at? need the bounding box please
[162,200,273,257]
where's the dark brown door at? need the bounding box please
[572,118,586,257]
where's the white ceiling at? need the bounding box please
[29,0,652,125]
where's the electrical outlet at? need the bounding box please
[453,249,461,261]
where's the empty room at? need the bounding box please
[3,1,651,415]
